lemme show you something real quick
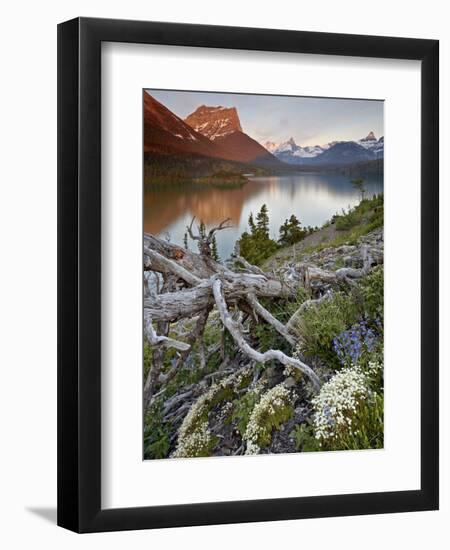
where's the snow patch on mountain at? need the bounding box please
[357,132,384,158]
[184,105,243,141]
[264,137,325,163]
[262,132,383,164]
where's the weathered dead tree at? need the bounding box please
[212,278,320,390]
[143,219,383,412]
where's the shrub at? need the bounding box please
[144,401,172,459]
[244,384,294,454]
[290,423,319,452]
[144,342,152,379]
[250,288,309,357]
[173,369,251,458]
[360,266,384,321]
[333,194,384,233]
[311,361,383,451]
[232,384,264,437]
[335,207,360,231]
[295,292,360,364]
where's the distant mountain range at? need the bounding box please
[144,93,283,168]
[143,91,383,178]
[262,131,384,166]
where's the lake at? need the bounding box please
[144,172,383,260]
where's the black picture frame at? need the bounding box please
[57,16,439,533]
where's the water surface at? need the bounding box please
[144,172,383,259]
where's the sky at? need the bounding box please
[147,89,384,147]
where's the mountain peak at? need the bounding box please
[185,105,242,140]
[143,92,220,157]
[362,131,377,141]
[263,140,278,153]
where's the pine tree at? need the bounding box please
[211,235,220,262]
[351,178,366,201]
[248,212,256,234]
[256,204,270,239]
[278,214,306,246]
[199,221,206,239]
[238,205,277,265]
[197,221,206,254]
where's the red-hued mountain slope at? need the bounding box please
[143,92,223,157]
[184,105,242,141]
[214,130,281,164]
[144,92,283,166]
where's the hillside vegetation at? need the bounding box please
[143,194,384,459]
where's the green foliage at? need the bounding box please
[335,206,360,231]
[251,288,309,355]
[144,401,172,459]
[290,423,319,452]
[183,220,220,261]
[174,369,252,458]
[349,391,384,449]
[144,153,260,188]
[244,384,294,453]
[232,390,262,437]
[360,266,384,321]
[335,194,383,232]
[198,221,206,247]
[211,235,220,261]
[321,389,384,451]
[144,342,152,380]
[351,178,366,201]
[253,322,285,355]
[296,292,360,364]
[239,205,278,265]
[256,204,270,238]
[269,194,384,262]
[312,362,384,452]
[296,268,383,369]
[278,214,307,246]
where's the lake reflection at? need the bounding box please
[144,172,383,259]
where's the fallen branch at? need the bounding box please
[144,246,201,286]
[213,278,321,391]
[234,255,267,277]
[144,313,191,351]
[187,217,233,259]
[247,293,297,347]
[159,308,212,387]
[286,291,333,334]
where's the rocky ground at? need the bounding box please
[297,227,383,271]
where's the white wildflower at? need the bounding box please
[243,384,294,455]
[173,368,251,458]
[312,364,369,443]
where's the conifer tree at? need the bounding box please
[278,214,306,246]
[211,235,220,262]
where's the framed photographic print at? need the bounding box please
[57,17,439,532]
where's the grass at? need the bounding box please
[300,195,383,255]
[262,194,384,270]
[301,220,380,255]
